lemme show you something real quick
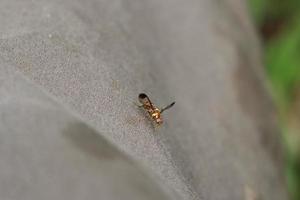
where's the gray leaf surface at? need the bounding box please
[0,0,288,200]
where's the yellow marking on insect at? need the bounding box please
[138,93,175,126]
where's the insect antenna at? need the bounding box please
[161,102,175,113]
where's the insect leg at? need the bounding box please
[161,102,175,113]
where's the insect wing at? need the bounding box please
[139,93,154,108]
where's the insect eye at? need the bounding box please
[139,93,147,99]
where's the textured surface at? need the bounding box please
[0,64,176,200]
[0,0,288,199]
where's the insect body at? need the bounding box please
[138,93,175,126]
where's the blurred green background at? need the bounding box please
[248,0,300,199]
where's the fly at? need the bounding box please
[137,93,175,126]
